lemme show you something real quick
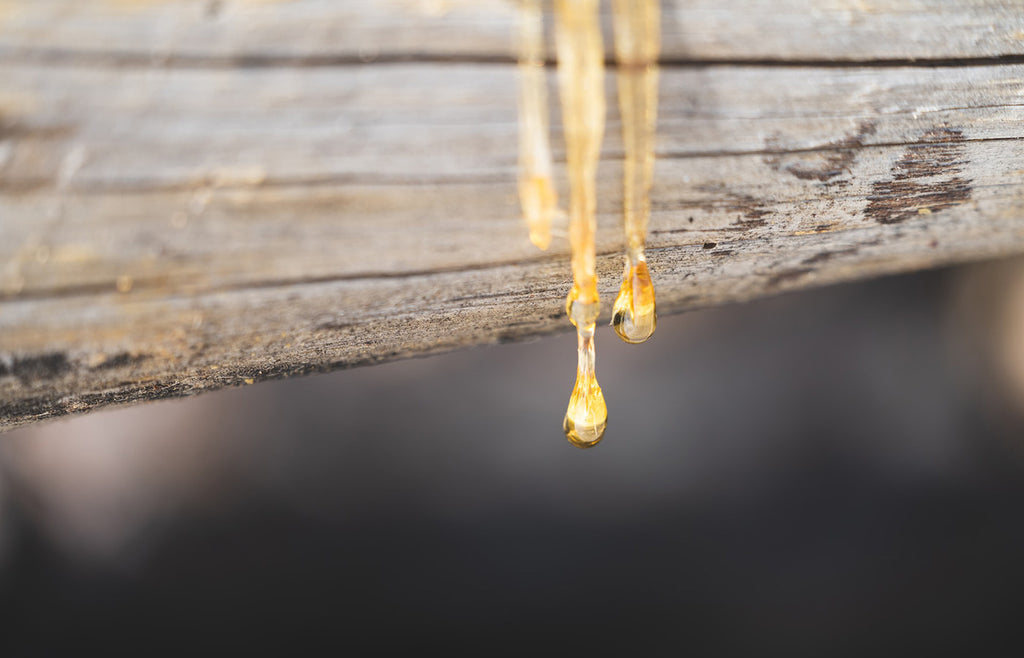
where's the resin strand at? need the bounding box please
[517,0,558,251]
[555,0,607,447]
[611,0,660,344]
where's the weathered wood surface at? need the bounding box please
[2,0,1023,62]
[2,1,1024,429]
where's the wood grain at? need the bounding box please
[1,0,1022,62]
[2,0,1024,429]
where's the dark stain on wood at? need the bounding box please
[865,128,972,225]
[723,195,771,221]
[497,330,524,344]
[765,121,877,183]
[90,352,150,371]
[729,217,768,230]
[657,188,769,224]
[703,242,717,249]
[2,352,71,383]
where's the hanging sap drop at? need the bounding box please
[563,374,607,448]
[564,292,605,448]
[612,257,656,344]
[563,329,607,448]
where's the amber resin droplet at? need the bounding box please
[612,256,656,344]
[611,0,660,344]
[563,328,607,448]
[517,0,558,251]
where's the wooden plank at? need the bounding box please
[2,2,1024,428]
[2,62,1022,295]
[0,0,1022,62]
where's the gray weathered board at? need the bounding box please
[1,0,1024,429]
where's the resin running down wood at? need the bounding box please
[556,0,607,447]
[517,0,558,251]
[519,0,660,446]
[611,0,660,344]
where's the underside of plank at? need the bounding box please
[2,0,1024,429]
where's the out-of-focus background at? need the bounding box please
[4,259,1024,655]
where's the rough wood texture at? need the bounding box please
[2,0,1024,429]
[2,0,1023,62]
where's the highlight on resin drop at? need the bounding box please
[610,0,660,344]
[517,0,558,251]
[555,0,607,447]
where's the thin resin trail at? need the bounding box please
[611,0,660,344]
[555,0,607,448]
[517,0,558,251]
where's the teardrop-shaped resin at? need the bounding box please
[563,332,607,448]
[612,259,656,343]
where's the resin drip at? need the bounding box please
[556,0,607,447]
[517,0,558,250]
[611,0,660,344]
[563,298,606,448]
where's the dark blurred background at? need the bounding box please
[4,259,1024,656]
